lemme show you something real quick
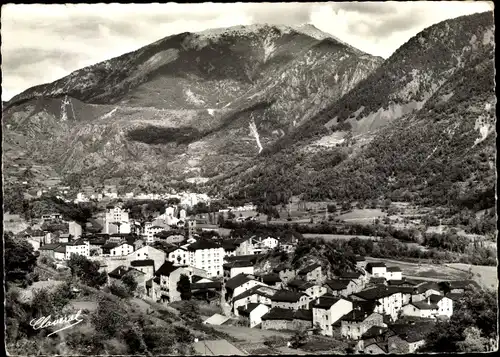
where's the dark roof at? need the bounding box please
[387,279,406,286]
[54,245,66,253]
[311,294,342,309]
[389,322,436,342]
[342,302,378,322]
[30,230,45,236]
[391,286,416,294]
[260,273,281,284]
[445,292,463,301]
[237,303,261,316]
[355,255,366,262]
[353,286,401,301]
[39,243,61,251]
[339,271,363,279]
[287,279,307,289]
[187,239,220,251]
[221,241,237,251]
[271,290,306,303]
[448,280,481,290]
[325,279,350,291]
[225,273,252,291]
[369,277,387,284]
[362,326,389,339]
[410,301,439,310]
[298,263,321,275]
[262,307,295,321]
[232,285,278,302]
[131,259,155,268]
[89,238,107,245]
[429,294,445,304]
[192,275,206,283]
[102,242,119,249]
[293,309,313,321]
[154,261,177,276]
[415,282,441,294]
[108,266,130,279]
[191,281,222,290]
[365,262,386,273]
[386,266,402,272]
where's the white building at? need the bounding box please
[186,240,225,278]
[65,240,90,260]
[144,225,165,243]
[311,294,353,336]
[105,206,130,234]
[166,247,189,266]
[102,242,134,257]
[366,262,387,278]
[385,267,403,281]
[69,221,82,239]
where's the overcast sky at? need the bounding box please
[1,2,494,101]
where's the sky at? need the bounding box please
[1,2,494,101]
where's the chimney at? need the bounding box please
[427,296,430,305]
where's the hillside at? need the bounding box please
[2,24,382,188]
[215,12,496,210]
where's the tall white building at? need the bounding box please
[105,206,130,234]
[186,240,225,278]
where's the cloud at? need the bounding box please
[1,2,494,101]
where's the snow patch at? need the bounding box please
[185,89,205,106]
[311,131,346,147]
[207,109,215,116]
[334,73,339,83]
[485,103,492,111]
[101,107,118,120]
[263,36,276,62]
[473,115,493,146]
[249,119,263,153]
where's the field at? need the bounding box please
[445,263,498,290]
[364,257,469,281]
[336,208,386,224]
[303,233,378,241]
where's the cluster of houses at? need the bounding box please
[211,257,479,354]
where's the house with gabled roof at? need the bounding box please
[350,286,404,322]
[386,266,402,281]
[401,298,439,319]
[54,244,67,261]
[271,289,309,310]
[412,282,442,302]
[359,326,395,353]
[225,273,265,301]
[341,301,384,340]
[365,262,387,277]
[311,294,353,336]
[223,260,254,281]
[297,263,323,283]
[338,270,368,288]
[232,285,278,315]
[324,279,358,297]
[257,273,282,289]
[237,303,270,328]
[261,307,312,331]
[186,239,225,278]
[388,321,435,353]
[447,280,481,294]
[152,260,191,303]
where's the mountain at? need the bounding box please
[215,12,496,210]
[2,24,382,189]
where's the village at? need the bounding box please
[16,195,491,355]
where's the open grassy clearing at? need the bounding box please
[303,233,378,241]
[336,208,386,223]
[210,325,293,343]
[445,263,498,290]
[364,257,469,281]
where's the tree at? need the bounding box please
[178,301,200,322]
[67,255,107,288]
[5,233,37,288]
[457,327,489,352]
[289,328,307,348]
[177,274,192,300]
[121,274,138,295]
[326,204,337,214]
